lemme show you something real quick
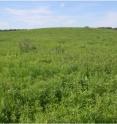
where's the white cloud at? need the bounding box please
[96,11,117,27]
[1,7,117,29]
[16,15,78,28]
[60,2,65,7]
[3,7,78,29]
[5,8,52,16]
[0,21,10,29]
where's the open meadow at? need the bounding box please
[0,28,117,122]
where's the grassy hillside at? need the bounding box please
[0,28,117,123]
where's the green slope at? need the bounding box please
[0,28,117,123]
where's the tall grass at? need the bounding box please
[0,28,117,123]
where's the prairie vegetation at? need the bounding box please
[0,28,117,123]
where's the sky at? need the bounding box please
[0,1,117,29]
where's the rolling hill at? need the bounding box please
[0,28,117,123]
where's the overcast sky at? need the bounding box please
[0,1,117,29]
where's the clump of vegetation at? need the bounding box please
[53,44,65,54]
[19,39,37,53]
[0,28,117,123]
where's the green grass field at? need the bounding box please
[0,28,117,123]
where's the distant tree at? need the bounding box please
[84,26,90,28]
[98,27,112,29]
